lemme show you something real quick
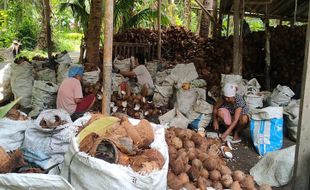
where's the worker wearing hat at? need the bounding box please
[212,83,250,143]
[57,66,95,118]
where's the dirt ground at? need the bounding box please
[225,128,295,190]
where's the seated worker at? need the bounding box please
[213,83,250,143]
[119,53,154,96]
[57,67,96,117]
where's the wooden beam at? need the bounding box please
[158,0,162,60]
[264,15,271,90]
[102,0,114,114]
[293,4,310,190]
[194,0,220,30]
[233,0,241,75]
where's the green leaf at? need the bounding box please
[0,97,22,119]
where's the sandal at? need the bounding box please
[229,139,242,144]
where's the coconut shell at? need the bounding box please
[203,157,219,171]
[187,148,196,160]
[117,151,130,166]
[171,137,183,149]
[198,177,209,190]
[212,181,223,190]
[221,174,233,188]
[168,171,183,190]
[80,133,99,153]
[143,149,165,168]
[184,140,195,149]
[135,119,154,147]
[219,165,232,175]
[122,118,143,147]
[178,172,190,185]
[209,170,221,181]
[187,165,201,182]
[183,182,197,190]
[232,170,246,182]
[259,184,272,190]
[240,175,255,189]
[230,181,242,190]
[131,155,149,172]
[200,169,209,179]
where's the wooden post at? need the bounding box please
[293,5,310,190]
[233,0,241,75]
[158,0,162,60]
[102,0,114,115]
[264,19,271,90]
[226,14,230,37]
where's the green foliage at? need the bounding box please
[54,32,83,52]
[16,49,47,61]
[0,0,39,49]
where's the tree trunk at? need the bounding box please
[36,0,52,60]
[199,0,213,39]
[184,0,191,28]
[85,0,103,68]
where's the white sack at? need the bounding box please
[36,68,56,84]
[83,68,100,86]
[176,89,198,115]
[145,61,158,79]
[23,109,76,170]
[250,145,295,187]
[0,173,74,190]
[61,118,169,190]
[284,99,300,141]
[113,56,131,72]
[56,53,73,85]
[0,63,12,103]
[29,81,58,117]
[170,63,198,85]
[0,117,33,151]
[267,85,295,107]
[10,61,33,108]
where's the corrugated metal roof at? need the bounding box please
[220,0,309,21]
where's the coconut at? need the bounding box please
[196,150,208,162]
[183,182,196,190]
[212,181,224,190]
[184,140,195,149]
[167,171,183,190]
[200,169,209,179]
[197,177,208,190]
[219,165,232,175]
[221,174,233,188]
[203,157,219,171]
[191,159,203,171]
[178,173,190,185]
[232,170,246,182]
[240,175,255,189]
[171,137,183,149]
[230,181,242,190]
[187,148,196,160]
[209,170,221,181]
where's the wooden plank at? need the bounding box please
[293,5,310,190]
[233,0,241,75]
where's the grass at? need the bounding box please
[16,49,47,60]
[54,32,83,52]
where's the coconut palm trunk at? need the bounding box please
[199,0,212,39]
[85,0,103,67]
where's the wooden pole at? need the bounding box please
[233,0,241,75]
[102,0,114,115]
[293,5,310,190]
[264,6,271,90]
[158,0,162,60]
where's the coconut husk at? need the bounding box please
[121,118,143,147]
[135,119,154,148]
[80,133,99,153]
[0,149,26,173]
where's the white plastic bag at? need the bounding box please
[176,89,198,114]
[0,63,12,103]
[61,118,169,190]
[153,85,173,107]
[10,61,34,108]
[113,56,131,72]
[23,109,76,170]
[170,63,198,84]
[145,61,158,79]
[0,117,33,151]
[250,145,295,187]
[267,85,295,107]
[29,81,58,117]
[56,53,73,85]
[284,99,300,141]
[83,68,100,86]
[0,173,74,190]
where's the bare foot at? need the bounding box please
[233,132,241,141]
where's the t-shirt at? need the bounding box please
[56,78,83,115]
[133,65,154,88]
[220,94,250,115]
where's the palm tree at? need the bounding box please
[199,0,212,38]
[85,0,103,66]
